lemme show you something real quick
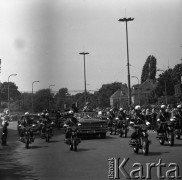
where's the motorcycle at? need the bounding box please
[109,118,118,135]
[20,125,35,148]
[1,120,9,146]
[129,122,151,156]
[156,119,175,146]
[117,118,129,138]
[173,117,182,139]
[64,125,81,151]
[56,118,63,130]
[175,128,182,140]
[41,122,54,142]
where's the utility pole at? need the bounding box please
[79,52,89,105]
[118,17,134,107]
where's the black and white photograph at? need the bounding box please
[0,0,182,179]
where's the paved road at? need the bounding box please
[0,122,182,180]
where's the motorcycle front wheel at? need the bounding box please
[133,145,139,154]
[25,138,29,149]
[1,135,7,145]
[142,138,149,156]
[124,128,127,138]
[70,143,73,151]
[168,133,174,146]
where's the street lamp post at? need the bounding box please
[32,81,39,113]
[49,84,55,111]
[79,52,89,105]
[8,74,17,113]
[118,17,134,107]
[131,76,140,105]
[157,69,167,105]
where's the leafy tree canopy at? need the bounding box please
[141,55,157,83]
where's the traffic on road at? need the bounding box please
[0,104,182,179]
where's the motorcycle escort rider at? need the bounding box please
[156,105,170,136]
[117,108,127,129]
[41,113,53,137]
[1,110,10,144]
[107,109,116,128]
[64,110,81,141]
[130,105,150,145]
[19,112,34,142]
[173,105,182,131]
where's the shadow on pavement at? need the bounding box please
[147,151,169,156]
[47,140,60,143]
[27,145,48,149]
[76,147,97,152]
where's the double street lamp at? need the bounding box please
[49,84,55,111]
[8,74,17,113]
[32,81,39,113]
[131,75,140,105]
[79,52,89,105]
[118,17,134,107]
[157,69,167,105]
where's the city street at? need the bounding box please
[0,121,182,180]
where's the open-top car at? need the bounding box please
[75,112,108,138]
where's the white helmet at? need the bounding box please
[161,105,166,110]
[98,111,102,115]
[45,113,49,117]
[68,110,74,115]
[177,105,182,109]
[135,105,141,111]
[119,108,123,111]
[25,112,29,116]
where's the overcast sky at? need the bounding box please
[0,0,181,93]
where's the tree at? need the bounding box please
[141,55,157,83]
[54,88,73,110]
[0,82,21,102]
[155,68,174,97]
[34,89,50,112]
[94,82,127,108]
[171,63,182,84]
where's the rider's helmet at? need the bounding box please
[98,111,102,115]
[68,110,74,116]
[45,113,49,117]
[135,105,141,111]
[25,112,29,116]
[119,108,123,112]
[177,104,182,110]
[41,112,45,118]
[109,109,113,114]
[161,105,166,111]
